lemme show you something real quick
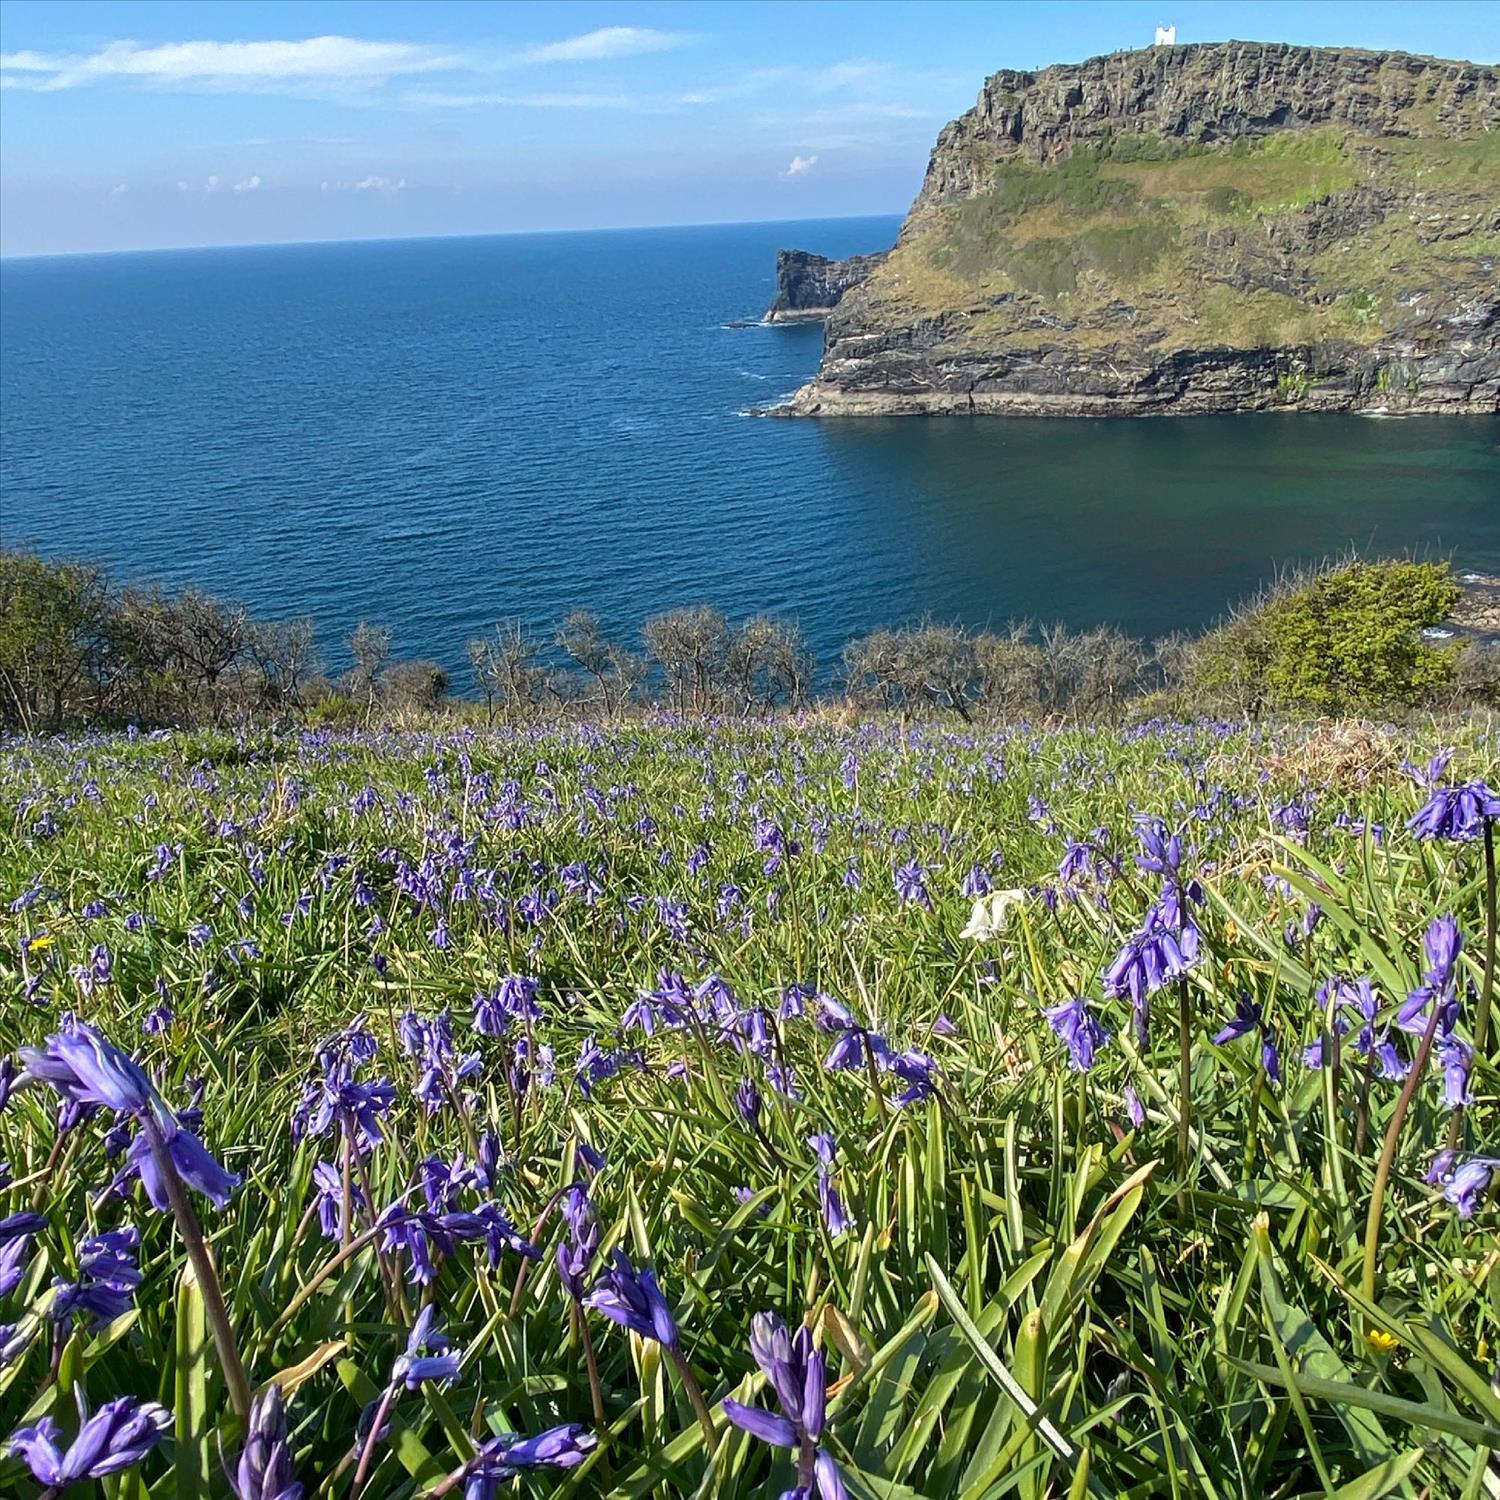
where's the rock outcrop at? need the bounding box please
[765,248,890,322]
[778,41,1500,416]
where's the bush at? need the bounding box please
[1192,559,1462,716]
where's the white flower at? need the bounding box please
[960,888,1028,941]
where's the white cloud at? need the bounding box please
[522,27,687,64]
[204,174,221,193]
[107,182,128,197]
[782,154,819,177]
[319,175,408,194]
[0,36,461,92]
[233,174,262,193]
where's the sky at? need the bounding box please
[3,0,1497,257]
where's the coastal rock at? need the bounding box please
[765,248,890,322]
[780,41,1500,416]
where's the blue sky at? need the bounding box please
[3,0,1497,256]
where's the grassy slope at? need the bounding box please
[1,716,1498,1497]
[862,130,1500,353]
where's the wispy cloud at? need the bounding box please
[232,174,262,193]
[0,28,689,98]
[0,36,460,92]
[782,154,819,177]
[521,27,688,64]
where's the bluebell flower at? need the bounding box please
[18,1020,155,1118]
[1438,1036,1473,1108]
[1043,998,1109,1072]
[226,1382,302,1500]
[462,1424,597,1500]
[556,1186,598,1301]
[584,1250,678,1348]
[889,1050,939,1105]
[0,1212,45,1297]
[724,1312,847,1499]
[736,1076,762,1127]
[1439,1156,1500,1219]
[392,1305,461,1388]
[22,1021,238,1208]
[1213,995,1262,1045]
[10,1395,170,1485]
[1408,780,1500,842]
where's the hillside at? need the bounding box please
[782,41,1500,415]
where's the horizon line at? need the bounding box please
[0,210,907,264]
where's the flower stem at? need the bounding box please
[667,1345,720,1453]
[353,1383,398,1495]
[147,1128,253,1426]
[1474,823,1496,1058]
[1176,976,1193,1220]
[1361,999,1445,1310]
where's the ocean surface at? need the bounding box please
[3,218,1498,678]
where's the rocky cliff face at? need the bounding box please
[765,249,890,322]
[782,42,1499,416]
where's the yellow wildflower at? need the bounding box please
[1364,1328,1398,1356]
[27,934,55,953]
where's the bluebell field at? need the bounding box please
[1,715,1497,1498]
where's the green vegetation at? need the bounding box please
[4,549,1493,732]
[862,126,1497,359]
[1192,559,1464,716]
[1,703,1498,1497]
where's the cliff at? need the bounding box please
[780,41,1500,416]
[765,249,889,322]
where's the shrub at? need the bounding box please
[1192,559,1462,716]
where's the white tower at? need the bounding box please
[1154,24,1177,45]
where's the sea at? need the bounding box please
[3,216,1497,677]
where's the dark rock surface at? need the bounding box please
[779,42,1499,417]
[765,249,890,322]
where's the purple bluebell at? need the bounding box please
[1213,995,1262,1045]
[585,1250,678,1348]
[1408,780,1500,842]
[462,1424,597,1500]
[392,1305,461,1388]
[1440,1156,1500,1219]
[51,1226,141,1331]
[724,1311,846,1498]
[889,1050,939,1106]
[0,1212,45,1297]
[226,1382,302,1500]
[894,860,930,908]
[1043,998,1109,1072]
[22,1021,238,1208]
[1437,1036,1473,1108]
[10,1395,170,1485]
[1123,1085,1145,1128]
[736,1076,762,1127]
[556,1186,598,1301]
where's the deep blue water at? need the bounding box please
[3,218,1498,676]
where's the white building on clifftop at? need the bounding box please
[1154,24,1177,45]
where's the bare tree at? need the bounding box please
[643,605,729,715]
[468,620,547,724]
[974,622,1043,721]
[383,659,450,716]
[346,621,392,720]
[556,609,639,715]
[244,617,321,712]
